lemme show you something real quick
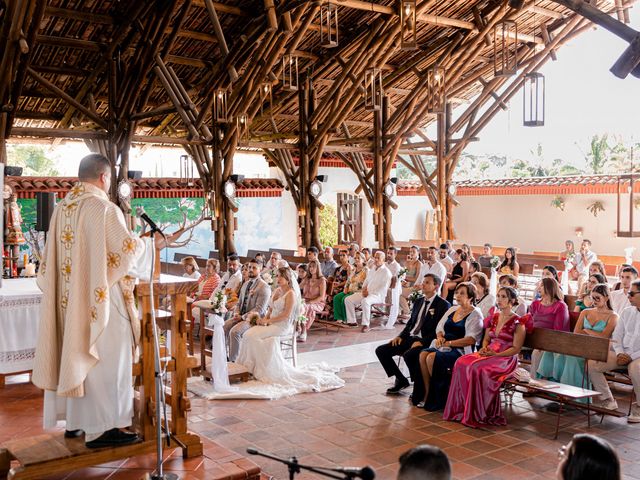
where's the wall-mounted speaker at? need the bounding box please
[36,192,56,232]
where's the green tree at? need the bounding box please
[7,145,59,176]
[318,204,338,247]
[580,134,610,174]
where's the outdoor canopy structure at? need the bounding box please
[1,0,639,257]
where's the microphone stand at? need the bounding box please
[145,227,178,480]
[247,448,375,480]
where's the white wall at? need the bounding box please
[454,193,639,260]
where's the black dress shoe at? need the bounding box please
[64,429,84,438]
[86,428,140,449]
[386,377,410,395]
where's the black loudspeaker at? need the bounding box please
[36,192,56,232]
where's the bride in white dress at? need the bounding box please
[209,267,344,399]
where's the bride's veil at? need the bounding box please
[290,268,303,321]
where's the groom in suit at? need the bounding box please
[375,273,449,396]
[225,259,271,361]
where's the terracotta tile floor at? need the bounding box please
[2,322,640,480]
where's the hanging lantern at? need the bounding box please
[400,0,417,50]
[523,72,545,126]
[364,68,383,111]
[282,54,299,91]
[213,88,228,123]
[320,2,339,48]
[494,20,518,77]
[426,66,445,113]
[237,113,249,143]
[179,154,194,186]
[260,82,273,116]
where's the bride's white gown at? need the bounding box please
[206,292,345,399]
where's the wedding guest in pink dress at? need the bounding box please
[444,286,532,428]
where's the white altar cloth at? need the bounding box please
[0,278,42,374]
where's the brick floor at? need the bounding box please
[2,323,640,480]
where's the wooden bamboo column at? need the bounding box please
[436,109,447,243]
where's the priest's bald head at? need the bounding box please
[78,154,111,194]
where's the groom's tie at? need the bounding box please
[411,299,432,337]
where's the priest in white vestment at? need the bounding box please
[32,154,156,448]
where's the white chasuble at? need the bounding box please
[33,182,152,436]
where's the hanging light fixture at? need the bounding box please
[400,0,417,50]
[236,113,249,143]
[179,154,195,186]
[494,20,518,77]
[213,88,228,123]
[282,54,299,91]
[260,82,272,116]
[320,2,339,48]
[426,66,445,113]
[364,67,383,111]
[523,72,545,126]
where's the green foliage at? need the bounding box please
[318,204,338,248]
[17,199,37,226]
[7,146,59,176]
[130,197,204,225]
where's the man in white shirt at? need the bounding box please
[345,251,392,332]
[573,239,597,292]
[610,266,638,315]
[589,280,640,422]
[415,247,448,294]
[438,243,454,273]
[383,247,402,329]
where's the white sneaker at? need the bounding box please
[594,398,618,411]
[298,332,307,342]
[628,404,640,423]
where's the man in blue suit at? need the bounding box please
[375,274,450,396]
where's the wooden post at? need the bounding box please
[436,110,447,243]
[373,106,385,248]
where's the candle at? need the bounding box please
[25,263,36,277]
[23,253,28,267]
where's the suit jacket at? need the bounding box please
[399,295,450,346]
[237,277,270,317]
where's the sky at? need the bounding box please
[10,7,640,178]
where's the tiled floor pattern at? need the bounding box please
[2,323,640,480]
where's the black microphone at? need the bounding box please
[246,447,258,455]
[333,466,375,480]
[135,206,160,232]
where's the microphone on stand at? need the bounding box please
[332,466,375,480]
[135,206,161,233]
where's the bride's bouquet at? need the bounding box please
[246,311,261,326]
[489,256,501,270]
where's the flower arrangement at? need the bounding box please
[565,251,576,264]
[397,267,408,279]
[211,290,227,314]
[587,201,605,217]
[489,256,501,270]
[261,270,276,285]
[550,196,566,211]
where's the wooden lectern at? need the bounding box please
[0,275,202,480]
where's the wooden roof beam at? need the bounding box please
[44,6,114,24]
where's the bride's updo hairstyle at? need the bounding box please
[277,266,294,288]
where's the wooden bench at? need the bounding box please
[503,328,622,438]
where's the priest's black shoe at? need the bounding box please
[64,429,84,438]
[86,428,140,449]
[386,377,410,395]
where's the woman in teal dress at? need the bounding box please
[537,283,617,398]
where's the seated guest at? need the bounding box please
[265,251,281,276]
[497,274,528,316]
[225,259,271,361]
[415,283,484,410]
[332,250,352,294]
[534,265,561,299]
[362,247,375,269]
[471,272,494,318]
[441,249,469,303]
[560,239,576,262]
[414,246,447,295]
[296,263,308,284]
[299,259,327,341]
[254,252,266,268]
[469,261,481,275]
[438,243,454,273]
[320,246,338,279]
[461,243,475,263]
[306,246,319,263]
[376,274,449,395]
[610,266,638,314]
[445,240,456,259]
[557,434,621,480]
[345,251,392,332]
[399,245,423,317]
[538,283,617,395]
[573,239,597,293]
[498,247,520,277]
[192,254,242,322]
[611,264,631,291]
[181,256,201,280]
[477,243,494,269]
[444,286,530,428]
[397,444,452,480]
[528,277,570,376]
[575,273,607,311]
[589,279,640,418]
[189,258,220,301]
[348,243,360,265]
[589,260,607,279]
[333,252,368,323]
